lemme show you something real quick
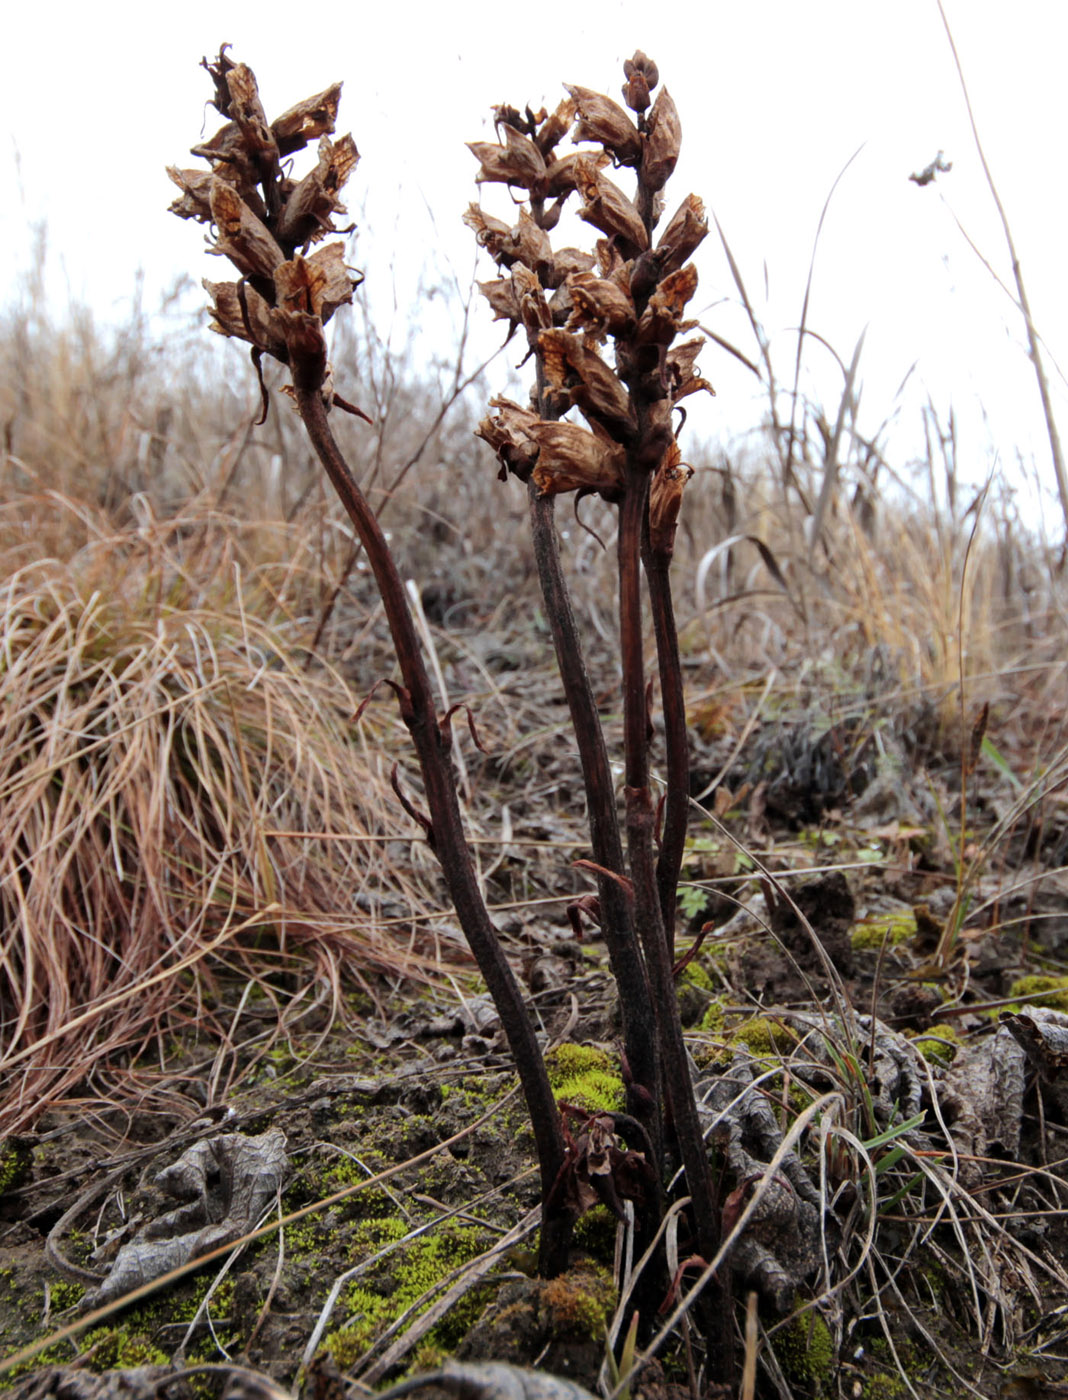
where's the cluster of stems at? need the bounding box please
[170,46,731,1377]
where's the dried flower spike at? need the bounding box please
[168,48,362,404]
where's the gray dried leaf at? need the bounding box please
[85,1130,288,1307]
[377,1360,597,1400]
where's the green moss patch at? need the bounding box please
[545,1044,624,1113]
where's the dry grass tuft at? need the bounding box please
[0,488,468,1137]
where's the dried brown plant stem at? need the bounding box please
[618,462,726,1354]
[293,383,571,1277]
[528,486,660,1117]
[642,522,688,952]
[527,356,660,1131]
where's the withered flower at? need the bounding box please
[565,270,636,339]
[204,278,287,359]
[276,134,359,250]
[167,167,215,223]
[475,398,542,481]
[209,179,285,282]
[171,52,360,397]
[545,247,596,290]
[224,63,279,181]
[463,205,514,267]
[477,278,522,330]
[275,243,353,324]
[467,124,546,191]
[572,159,649,257]
[538,329,637,441]
[543,148,610,199]
[532,96,577,156]
[565,85,642,165]
[655,193,708,277]
[635,264,699,345]
[511,264,552,339]
[641,89,681,193]
[509,208,554,277]
[271,83,342,156]
[527,421,625,498]
[649,441,694,556]
[666,338,715,402]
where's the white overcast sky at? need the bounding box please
[3,1,1066,530]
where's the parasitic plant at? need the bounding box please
[170,46,732,1377]
[466,53,730,1365]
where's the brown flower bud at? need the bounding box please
[565,271,636,339]
[528,421,625,498]
[209,179,285,281]
[573,159,649,258]
[635,264,699,345]
[642,89,681,193]
[467,124,547,190]
[538,329,636,441]
[276,134,359,250]
[622,51,659,112]
[649,441,694,556]
[565,85,642,165]
[655,194,708,276]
